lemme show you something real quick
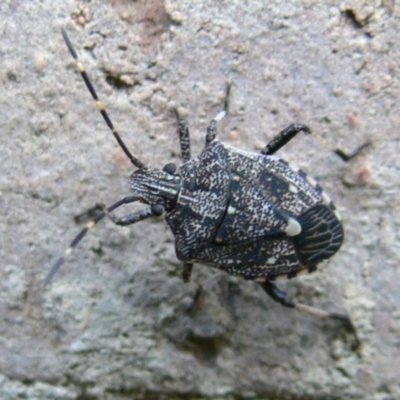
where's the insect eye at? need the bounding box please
[163,163,177,175]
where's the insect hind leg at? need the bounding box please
[260,281,352,325]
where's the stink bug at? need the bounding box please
[45,29,369,322]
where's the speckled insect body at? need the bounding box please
[149,138,343,282]
[46,29,368,321]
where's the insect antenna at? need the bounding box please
[61,28,146,169]
[44,196,138,286]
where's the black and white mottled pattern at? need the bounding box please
[165,140,343,281]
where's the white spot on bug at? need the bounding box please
[285,218,302,236]
[334,209,342,221]
[307,176,317,187]
[267,154,280,161]
[227,205,237,214]
[289,184,299,193]
[296,268,309,277]
[266,257,276,264]
[309,260,329,272]
[291,165,299,173]
[321,191,332,205]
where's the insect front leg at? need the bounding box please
[107,204,164,226]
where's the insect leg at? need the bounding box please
[182,262,194,282]
[260,281,352,324]
[261,124,311,155]
[261,123,371,161]
[173,109,191,162]
[206,83,231,144]
[312,134,371,162]
[107,204,164,226]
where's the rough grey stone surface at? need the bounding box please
[1,0,399,399]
